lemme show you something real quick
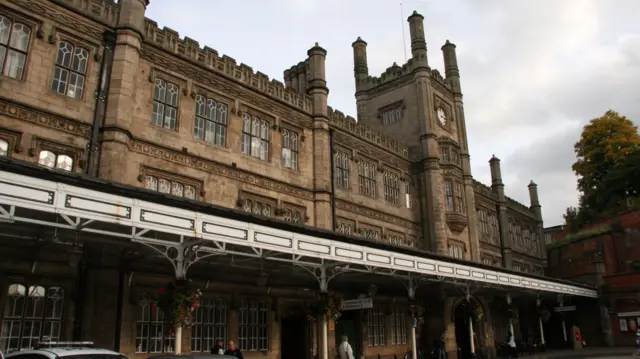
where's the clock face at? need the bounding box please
[437,108,447,126]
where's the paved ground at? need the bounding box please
[523,347,637,359]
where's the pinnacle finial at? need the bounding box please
[528,180,537,187]
[352,37,367,47]
[441,39,457,50]
[407,10,424,21]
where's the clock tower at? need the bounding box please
[350,11,480,259]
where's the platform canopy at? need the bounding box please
[0,161,597,298]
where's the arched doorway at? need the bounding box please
[453,299,483,359]
[454,301,471,359]
[281,303,309,359]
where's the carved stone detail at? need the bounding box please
[9,0,107,40]
[0,99,92,138]
[127,140,314,200]
[446,212,468,233]
[335,199,419,231]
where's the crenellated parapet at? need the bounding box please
[50,0,119,26]
[283,60,310,94]
[506,196,536,218]
[473,179,496,200]
[357,58,452,93]
[327,107,409,159]
[142,18,313,114]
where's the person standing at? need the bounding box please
[507,332,517,358]
[225,341,244,359]
[338,335,355,359]
[211,340,225,355]
[433,332,447,359]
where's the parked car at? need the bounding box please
[5,342,127,359]
[147,355,238,359]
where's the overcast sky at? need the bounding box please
[145,0,640,226]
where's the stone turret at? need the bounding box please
[307,42,332,231]
[352,37,369,90]
[441,40,461,94]
[490,155,512,268]
[407,11,427,64]
[489,155,504,196]
[117,0,149,35]
[528,181,548,264]
[528,181,541,216]
[100,0,149,179]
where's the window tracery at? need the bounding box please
[0,15,31,80]
[383,170,400,205]
[152,78,179,130]
[38,150,73,171]
[358,160,377,197]
[136,293,174,353]
[0,284,65,352]
[194,94,228,146]
[51,40,88,99]
[281,128,299,170]
[242,113,269,161]
[335,151,350,188]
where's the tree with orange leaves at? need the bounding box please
[571,110,640,222]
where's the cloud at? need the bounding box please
[144,0,639,225]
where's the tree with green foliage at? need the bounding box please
[572,110,640,196]
[586,147,640,212]
[568,110,640,225]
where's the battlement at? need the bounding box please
[327,107,409,159]
[358,58,452,93]
[473,179,495,200]
[50,0,119,26]
[142,18,313,114]
[506,196,535,217]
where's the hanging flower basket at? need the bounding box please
[465,300,483,321]
[152,280,202,331]
[306,293,342,322]
[410,304,425,325]
[537,306,550,322]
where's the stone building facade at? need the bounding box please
[0,1,567,359]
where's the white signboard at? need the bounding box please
[554,306,577,312]
[341,298,373,311]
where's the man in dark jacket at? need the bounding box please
[211,340,224,355]
[225,341,244,359]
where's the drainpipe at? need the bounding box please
[86,30,116,177]
[329,129,337,230]
[496,203,507,267]
[114,268,125,351]
[416,171,430,251]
